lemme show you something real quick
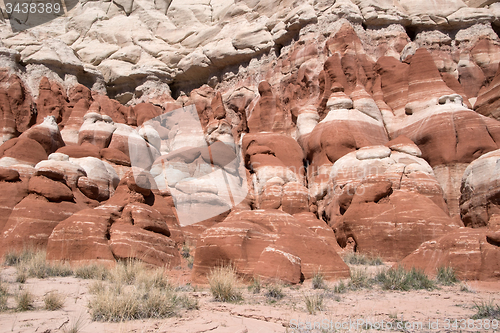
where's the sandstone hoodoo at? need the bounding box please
[0,0,500,283]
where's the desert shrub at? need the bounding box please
[208,265,242,302]
[89,284,177,321]
[0,279,8,311]
[44,291,65,311]
[304,294,324,315]
[15,289,35,311]
[62,314,87,333]
[11,250,72,279]
[265,283,284,301]
[436,266,459,286]
[471,300,500,320]
[88,263,197,322]
[16,266,28,283]
[174,294,199,310]
[343,253,383,266]
[348,268,373,290]
[108,259,144,286]
[312,270,327,290]
[136,267,172,291]
[376,267,434,291]
[460,282,475,293]
[248,277,261,294]
[333,280,347,294]
[4,249,34,266]
[75,264,109,280]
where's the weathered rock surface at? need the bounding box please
[325,145,459,261]
[460,149,500,228]
[401,228,500,280]
[192,209,350,284]
[0,0,500,282]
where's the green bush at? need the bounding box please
[472,300,500,320]
[343,253,383,266]
[248,277,261,294]
[348,268,373,290]
[265,283,284,301]
[333,280,347,294]
[436,266,459,286]
[312,270,327,290]
[0,279,8,311]
[376,267,434,291]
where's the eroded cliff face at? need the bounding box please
[1,0,500,281]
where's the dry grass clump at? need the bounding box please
[62,313,87,333]
[376,266,434,291]
[265,283,285,301]
[0,278,8,311]
[436,266,459,286]
[88,261,197,322]
[312,270,327,290]
[348,267,373,290]
[6,249,72,281]
[343,252,383,266]
[208,265,242,302]
[248,277,262,294]
[304,293,324,315]
[74,264,109,280]
[472,300,500,320]
[15,289,35,311]
[44,291,65,311]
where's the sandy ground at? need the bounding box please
[1,263,500,333]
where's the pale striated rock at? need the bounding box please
[70,157,120,201]
[325,146,457,261]
[78,112,117,149]
[460,149,500,227]
[20,116,65,155]
[475,62,500,120]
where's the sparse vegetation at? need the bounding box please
[182,243,194,269]
[304,294,324,315]
[343,252,383,266]
[7,249,73,280]
[333,279,347,294]
[108,259,143,285]
[175,294,199,310]
[15,289,35,311]
[88,261,196,321]
[471,300,500,320]
[436,266,459,286]
[248,277,261,294]
[74,264,109,280]
[4,249,34,266]
[0,278,8,311]
[44,291,65,311]
[376,266,434,291]
[460,282,475,293]
[348,267,373,290]
[312,270,327,290]
[62,313,87,333]
[265,283,284,301]
[208,265,242,302]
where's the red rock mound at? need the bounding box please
[401,228,500,281]
[191,209,350,284]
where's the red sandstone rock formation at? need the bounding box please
[401,228,500,281]
[191,209,350,284]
